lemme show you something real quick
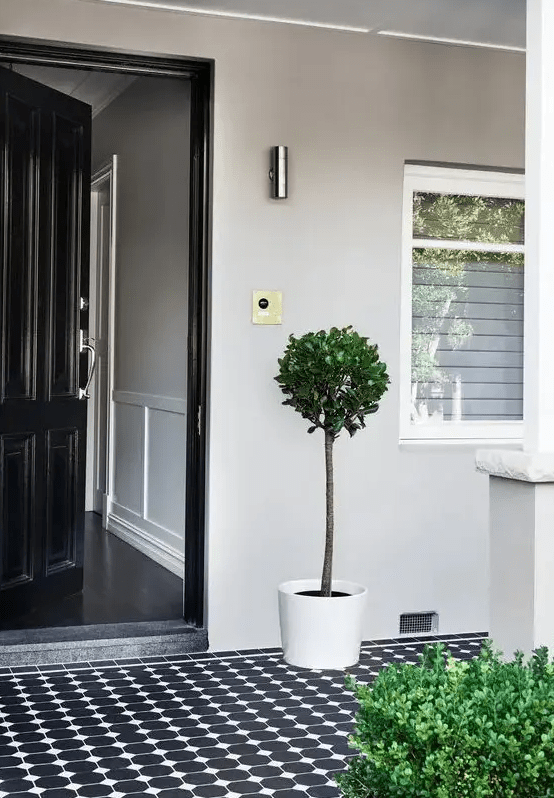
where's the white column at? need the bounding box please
[475,0,554,658]
[476,453,554,658]
[524,0,554,452]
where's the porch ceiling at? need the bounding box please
[79,0,525,50]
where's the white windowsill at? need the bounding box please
[400,439,524,451]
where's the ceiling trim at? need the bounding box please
[78,0,526,52]
[80,0,371,33]
[377,30,525,53]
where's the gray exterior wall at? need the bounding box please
[1,0,525,649]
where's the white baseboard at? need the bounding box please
[102,493,110,529]
[107,506,184,578]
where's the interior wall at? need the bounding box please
[92,76,191,575]
[1,0,525,649]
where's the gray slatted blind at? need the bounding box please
[412,260,523,421]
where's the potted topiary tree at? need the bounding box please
[275,326,389,670]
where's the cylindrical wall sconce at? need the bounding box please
[269,145,288,199]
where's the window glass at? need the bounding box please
[412,192,525,245]
[411,249,523,424]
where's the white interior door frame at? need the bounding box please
[87,155,118,527]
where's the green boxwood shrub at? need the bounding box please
[336,641,554,798]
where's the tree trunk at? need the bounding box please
[321,430,334,597]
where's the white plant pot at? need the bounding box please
[278,578,367,669]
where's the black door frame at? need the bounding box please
[0,35,213,630]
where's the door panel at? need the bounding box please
[0,67,91,622]
[2,96,39,402]
[50,115,83,398]
[1,434,35,588]
[46,429,79,574]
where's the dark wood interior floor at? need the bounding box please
[0,513,184,630]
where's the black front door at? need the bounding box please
[0,67,91,621]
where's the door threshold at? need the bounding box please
[0,620,208,666]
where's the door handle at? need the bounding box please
[79,332,96,400]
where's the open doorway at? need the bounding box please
[0,41,210,640]
[87,157,115,523]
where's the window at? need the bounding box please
[400,165,524,443]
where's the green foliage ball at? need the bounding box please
[275,326,390,439]
[337,641,554,798]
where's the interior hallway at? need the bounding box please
[0,514,183,631]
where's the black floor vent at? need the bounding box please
[399,611,439,635]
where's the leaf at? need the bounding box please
[275,326,390,438]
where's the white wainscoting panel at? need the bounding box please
[113,402,144,515]
[109,391,186,576]
[147,409,187,534]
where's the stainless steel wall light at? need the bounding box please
[269,145,288,199]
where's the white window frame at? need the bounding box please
[400,164,525,444]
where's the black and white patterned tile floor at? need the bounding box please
[0,633,486,798]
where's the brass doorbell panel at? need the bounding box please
[252,291,282,324]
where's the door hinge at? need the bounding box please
[197,405,202,437]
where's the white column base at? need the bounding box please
[477,449,554,658]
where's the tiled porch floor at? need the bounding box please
[0,633,486,798]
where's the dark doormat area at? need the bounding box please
[0,514,205,666]
[1,513,184,631]
[0,634,486,798]
[0,620,208,667]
